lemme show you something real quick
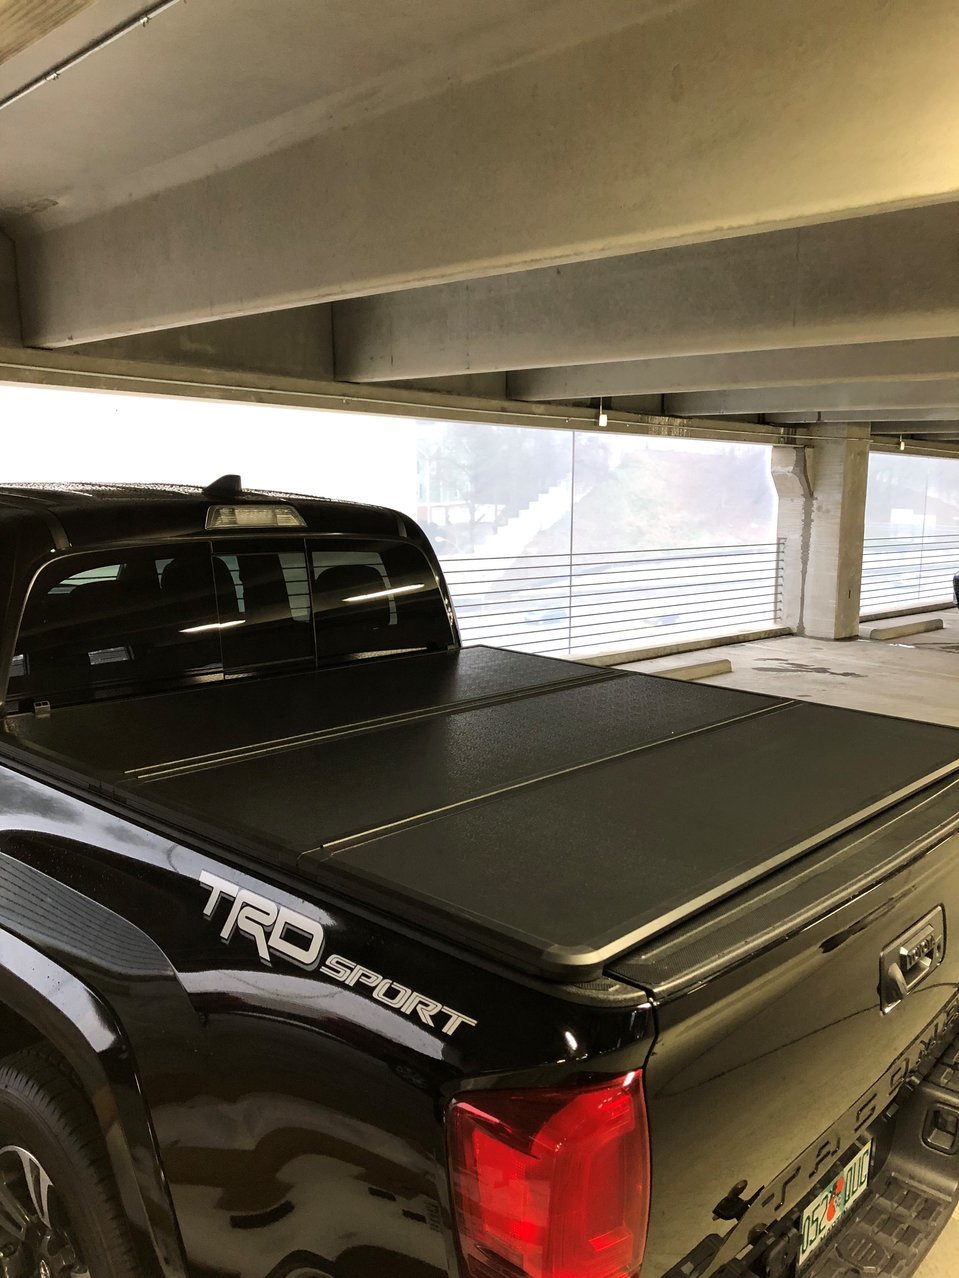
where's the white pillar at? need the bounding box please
[772,423,869,640]
[771,444,814,633]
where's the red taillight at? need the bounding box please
[447,1071,651,1278]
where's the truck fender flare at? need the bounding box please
[0,926,190,1278]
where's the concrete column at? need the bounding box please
[0,234,21,346]
[804,424,870,639]
[772,423,870,639]
[771,445,815,633]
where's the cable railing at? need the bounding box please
[441,542,784,656]
[860,535,959,615]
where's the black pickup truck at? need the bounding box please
[1,479,959,1278]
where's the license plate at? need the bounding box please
[798,1142,872,1266]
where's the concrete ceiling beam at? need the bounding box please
[507,338,959,402]
[767,408,959,423]
[665,377,959,417]
[857,408,959,422]
[334,203,959,382]
[0,339,785,445]
[870,420,959,436]
[13,0,959,345]
[70,306,334,380]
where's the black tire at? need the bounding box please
[0,1045,140,1278]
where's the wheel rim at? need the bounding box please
[0,1145,90,1277]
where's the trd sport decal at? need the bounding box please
[200,871,324,969]
[199,871,477,1037]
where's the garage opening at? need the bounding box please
[862,453,959,617]
[437,431,779,656]
[1,383,781,657]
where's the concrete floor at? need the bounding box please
[628,608,959,728]
[623,608,959,1278]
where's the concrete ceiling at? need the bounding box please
[2,0,959,453]
[0,0,97,65]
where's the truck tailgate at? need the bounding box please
[617,776,959,1277]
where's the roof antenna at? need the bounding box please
[203,474,243,500]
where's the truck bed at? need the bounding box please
[7,646,959,980]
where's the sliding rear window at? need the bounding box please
[311,539,452,662]
[212,541,315,672]
[8,536,452,708]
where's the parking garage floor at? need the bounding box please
[627,609,959,729]
[624,610,959,1277]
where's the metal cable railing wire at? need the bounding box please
[441,542,784,655]
[861,534,959,613]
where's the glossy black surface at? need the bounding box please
[0,764,653,1278]
[4,750,959,1278]
[640,820,959,1276]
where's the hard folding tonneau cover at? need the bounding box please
[8,646,959,980]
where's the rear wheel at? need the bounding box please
[0,1048,139,1278]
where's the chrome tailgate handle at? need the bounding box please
[880,907,946,1013]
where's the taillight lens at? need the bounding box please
[447,1071,651,1278]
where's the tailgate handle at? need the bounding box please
[880,907,946,1013]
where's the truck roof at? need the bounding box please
[0,481,412,550]
[0,479,380,509]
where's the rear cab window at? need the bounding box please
[7,536,453,710]
[212,541,315,671]
[311,539,449,660]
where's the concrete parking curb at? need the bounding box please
[866,619,945,641]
